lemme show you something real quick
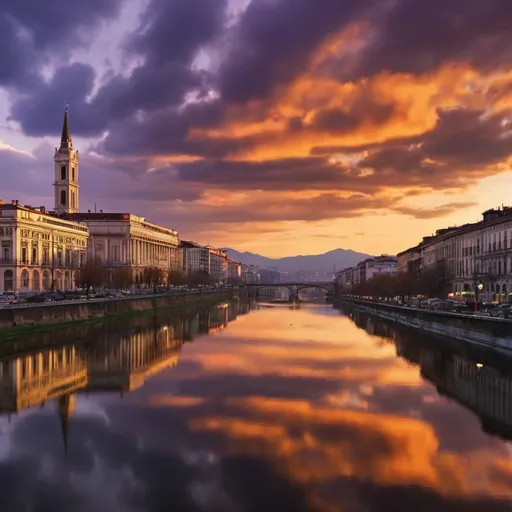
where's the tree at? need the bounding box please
[111,266,134,290]
[186,271,210,287]
[168,270,186,286]
[143,266,166,292]
[79,258,107,294]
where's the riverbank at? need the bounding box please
[0,290,236,340]
[340,297,512,352]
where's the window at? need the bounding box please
[4,270,13,291]
[72,191,76,209]
[61,166,66,180]
[3,247,9,261]
[32,247,37,265]
[72,167,75,181]
[33,270,40,291]
[21,247,27,264]
[60,190,66,205]
[21,270,29,288]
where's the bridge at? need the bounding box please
[241,281,336,301]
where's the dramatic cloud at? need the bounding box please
[3,0,512,251]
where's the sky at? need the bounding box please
[1,0,512,258]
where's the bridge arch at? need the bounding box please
[244,282,335,300]
[295,285,333,294]
[254,285,294,297]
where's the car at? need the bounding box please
[26,294,46,303]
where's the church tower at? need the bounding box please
[54,105,79,214]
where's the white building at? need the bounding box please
[180,241,229,284]
[336,255,397,292]
[0,200,88,293]
[69,212,179,284]
[55,108,180,284]
[0,106,182,293]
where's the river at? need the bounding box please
[0,299,511,511]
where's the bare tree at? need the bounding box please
[79,258,107,295]
[186,271,210,287]
[143,266,167,292]
[111,266,134,290]
[168,270,186,286]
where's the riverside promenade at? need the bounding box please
[0,289,237,336]
[340,297,512,353]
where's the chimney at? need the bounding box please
[40,206,46,214]
[11,200,18,206]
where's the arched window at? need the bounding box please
[55,270,62,291]
[72,167,75,181]
[61,166,66,180]
[33,270,40,291]
[64,271,71,290]
[61,190,66,206]
[42,271,51,291]
[4,270,13,291]
[21,270,29,288]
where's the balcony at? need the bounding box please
[0,258,15,265]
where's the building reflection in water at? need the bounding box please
[342,305,512,441]
[0,299,250,451]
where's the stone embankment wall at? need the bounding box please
[0,291,235,332]
[341,298,512,352]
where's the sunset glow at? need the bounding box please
[2,0,512,256]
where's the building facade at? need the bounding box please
[227,259,242,283]
[398,207,512,302]
[179,241,230,284]
[0,201,88,293]
[336,255,398,292]
[68,213,180,284]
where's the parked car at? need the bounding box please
[26,294,47,303]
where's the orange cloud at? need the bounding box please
[189,397,512,502]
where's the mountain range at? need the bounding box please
[222,248,373,272]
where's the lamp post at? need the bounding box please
[475,283,483,312]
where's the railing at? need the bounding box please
[0,258,16,264]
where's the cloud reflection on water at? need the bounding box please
[1,301,512,511]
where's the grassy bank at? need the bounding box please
[0,292,234,341]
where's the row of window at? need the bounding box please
[0,227,13,236]
[3,269,79,292]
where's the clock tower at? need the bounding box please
[54,105,79,214]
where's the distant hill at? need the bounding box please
[222,248,373,272]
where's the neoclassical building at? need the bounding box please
[0,107,181,293]
[0,201,88,293]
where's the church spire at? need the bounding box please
[58,394,76,455]
[60,103,72,147]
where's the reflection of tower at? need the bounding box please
[58,393,76,454]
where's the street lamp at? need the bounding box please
[475,283,483,312]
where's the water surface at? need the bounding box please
[1,300,511,511]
